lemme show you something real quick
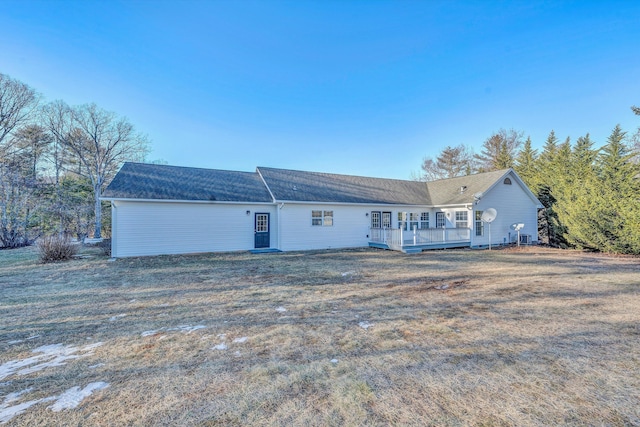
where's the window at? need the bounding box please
[475,211,484,236]
[323,210,333,226]
[436,212,446,228]
[409,213,420,231]
[312,210,323,226]
[371,211,381,229]
[504,177,512,185]
[455,211,468,228]
[312,210,334,226]
[420,212,429,229]
[398,212,408,230]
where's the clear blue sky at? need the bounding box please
[2,0,639,179]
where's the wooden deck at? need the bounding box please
[369,227,471,253]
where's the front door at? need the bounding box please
[254,213,270,248]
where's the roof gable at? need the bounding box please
[103,162,273,203]
[425,169,511,205]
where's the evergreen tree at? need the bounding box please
[514,136,539,191]
[535,130,568,247]
[595,125,640,253]
[554,134,600,250]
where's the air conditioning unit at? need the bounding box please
[519,234,531,245]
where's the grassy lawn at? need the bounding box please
[1,246,639,426]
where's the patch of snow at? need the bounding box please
[168,325,206,334]
[1,398,46,424]
[234,351,241,357]
[341,271,355,277]
[82,342,104,351]
[141,330,161,337]
[232,337,248,343]
[435,284,449,290]
[26,335,40,341]
[49,382,109,412]
[0,342,102,381]
[275,307,287,313]
[3,388,33,404]
[89,363,105,369]
[330,359,339,364]
[0,389,56,424]
[212,343,227,350]
[109,314,127,322]
[6,340,23,345]
[358,321,373,330]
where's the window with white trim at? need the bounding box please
[475,211,484,236]
[312,210,333,226]
[398,212,408,231]
[420,212,429,229]
[455,211,468,228]
[409,213,420,231]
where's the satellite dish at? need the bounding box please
[481,208,497,223]
[480,208,497,250]
[511,223,525,246]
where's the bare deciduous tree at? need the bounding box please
[475,128,524,171]
[0,73,41,247]
[420,144,474,181]
[44,102,148,238]
[0,73,39,148]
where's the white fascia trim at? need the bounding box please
[100,197,276,205]
[272,200,431,207]
[272,200,470,209]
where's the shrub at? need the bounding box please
[38,235,78,263]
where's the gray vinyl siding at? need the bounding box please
[471,172,539,247]
[111,201,277,257]
[278,204,432,251]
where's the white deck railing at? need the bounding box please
[370,227,471,250]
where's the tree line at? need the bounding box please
[419,110,640,254]
[0,73,148,248]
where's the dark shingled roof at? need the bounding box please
[104,163,526,207]
[256,167,430,204]
[102,162,273,203]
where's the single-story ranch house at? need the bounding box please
[102,163,542,257]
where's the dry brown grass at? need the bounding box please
[1,245,639,426]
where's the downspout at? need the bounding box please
[111,202,117,257]
[277,203,284,251]
[466,204,473,248]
